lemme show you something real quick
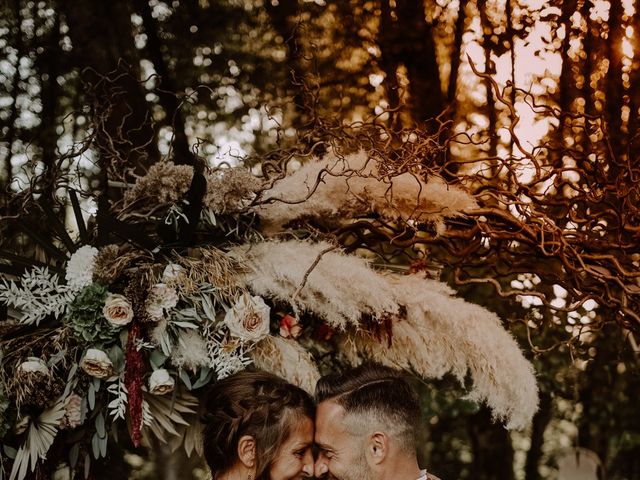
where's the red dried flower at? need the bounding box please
[125,322,144,447]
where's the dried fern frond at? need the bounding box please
[10,399,65,480]
[143,389,199,445]
[232,240,398,329]
[255,150,477,234]
[250,335,320,394]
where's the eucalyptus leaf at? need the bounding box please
[2,444,16,459]
[91,432,100,459]
[178,369,192,390]
[69,443,80,468]
[150,350,168,370]
[95,413,106,437]
[84,453,91,479]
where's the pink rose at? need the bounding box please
[279,314,302,339]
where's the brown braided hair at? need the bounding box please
[202,370,315,480]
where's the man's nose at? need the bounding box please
[314,456,328,477]
[302,449,314,477]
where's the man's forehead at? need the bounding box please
[315,400,347,443]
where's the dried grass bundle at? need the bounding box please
[93,245,150,283]
[340,275,538,430]
[255,151,477,234]
[171,248,247,298]
[232,240,398,329]
[250,335,320,394]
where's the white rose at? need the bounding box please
[65,245,98,291]
[18,357,49,375]
[80,348,113,379]
[148,369,175,395]
[103,294,134,326]
[162,263,185,283]
[224,294,270,342]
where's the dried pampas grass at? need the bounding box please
[251,335,320,394]
[340,275,538,430]
[231,240,398,329]
[255,151,477,234]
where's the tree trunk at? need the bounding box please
[37,8,61,199]
[468,406,516,480]
[605,0,625,161]
[447,0,468,106]
[478,0,498,173]
[2,0,24,190]
[134,0,196,166]
[378,0,402,128]
[264,0,310,127]
[58,0,158,176]
[524,391,553,480]
[393,0,444,126]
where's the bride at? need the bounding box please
[202,370,315,480]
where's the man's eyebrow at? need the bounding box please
[315,442,334,452]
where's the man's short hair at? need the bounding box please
[315,362,421,452]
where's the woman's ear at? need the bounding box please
[237,435,257,469]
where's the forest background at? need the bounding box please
[1,0,640,479]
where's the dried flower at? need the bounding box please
[60,394,83,429]
[145,284,179,321]
[80,348,114,379]
[148,369,175,395]
[65,246,98,291]
[124,161,194,208]
[224,294,270,342]
[279,314,302,339]
[103,294,134,326]
[171,330,209,371]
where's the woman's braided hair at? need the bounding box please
[202,370,314,480]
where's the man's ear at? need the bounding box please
[366,432,388,465]
[237,435,256,469]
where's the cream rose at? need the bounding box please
[52,463,72,480]
[80,348,113,379]
[148,369,175,395]
[60,393,83,429]
[161,263,185,283]
[224,294,270,342]
[145,283,179,321]
[103,294,134,326]
[18,357,49,376]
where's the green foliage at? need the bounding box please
[65,283,121,347]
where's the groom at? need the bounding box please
[313,363,441,480]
